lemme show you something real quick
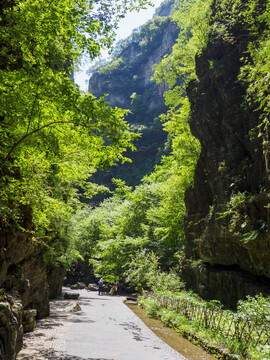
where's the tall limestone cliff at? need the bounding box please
[184,0,270,307]
[88,0,179,186]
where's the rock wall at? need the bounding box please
[0,208,65,359]
[184,0,270,307]
[0,295,23,360]
[47,265,66,300]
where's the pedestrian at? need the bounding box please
[115,280,119,294]
[98,277,103,295]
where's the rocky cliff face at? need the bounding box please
[184,0,270,307]
[88,7,179,186]
[0,207,65,359]
[0,293,23,360]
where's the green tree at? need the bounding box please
[0,0,152,265]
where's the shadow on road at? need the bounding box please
[81,295,110,301]
[19,348,113,360]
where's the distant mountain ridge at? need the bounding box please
[88,0,179,187]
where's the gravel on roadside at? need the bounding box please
[17,296,78,360]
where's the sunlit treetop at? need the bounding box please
[0,0,153,68]
[0,0,152,237]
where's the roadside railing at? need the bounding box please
[146,293,270,347]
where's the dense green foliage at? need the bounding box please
[71,0,270,309]
[69,0,206,284]
[0,0,151,264]
[3,0,270,354]
[68,182,179,282]
[140,292,270,359]
[154,0,211,86]
[2,0,270,357]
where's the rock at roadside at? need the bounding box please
[87,283,98,291]
[70,282,85,290]
[22,309,37,333]
[64,292,80,300]
[0,296,24,359]
[70,303,81,312]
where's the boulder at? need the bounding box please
[64,292,80,300]
[87,283,98,291]
[70,303,81,312]
[0,294,23,360]
[22,309,37,333]
[70,282,85,290]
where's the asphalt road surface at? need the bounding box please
[64,289,187,360]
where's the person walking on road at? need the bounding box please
[98,277,104,295]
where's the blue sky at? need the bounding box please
[74,0,164,91]
[114,0,165,42]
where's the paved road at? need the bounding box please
[64,289,187,360]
